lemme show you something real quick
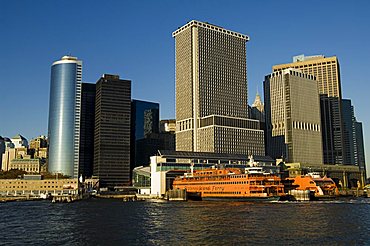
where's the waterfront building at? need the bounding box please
[131,100,160,168]
[132,166,151,194]
[79,83,96,178]
[48,56,82,178]
[11,134,28,148]
[150,150,276,196]
[94,74,131,188]
[273,55,344,165]
[173,20,264,155]
[0,178,79,196]
[264,69,323,165]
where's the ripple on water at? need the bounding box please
[0,198,369,245]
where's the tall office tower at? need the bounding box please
[273,55,344,164]
[342,99,366,172]
[173,20,264,155]
[342,99,356,165]
[354,122,366,174]
[79,83,96,178]
[48,56,82,177]
[131,100,160,167]
[94,74,131,187]
[264,69,323,165]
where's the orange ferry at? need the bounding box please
[172,166,285,201]
[288,173,339,199]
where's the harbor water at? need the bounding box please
[1,198,370,245]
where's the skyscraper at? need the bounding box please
[48,56,82,177]
[264,69,323,165]
[342,99,356,165]
[94,74,131,187]
[342,99,366,173]
[173,20,264,155]
[79,83,96,178]
[354,122,366,174]
[273,55,344,165]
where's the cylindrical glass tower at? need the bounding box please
[48,56,82,177]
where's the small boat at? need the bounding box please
[172,166,285,201]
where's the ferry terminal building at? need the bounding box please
[148,151,365,197]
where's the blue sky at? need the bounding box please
[1,0,369,174]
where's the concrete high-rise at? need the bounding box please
[264,69,323,165]
[273,55,344,165]
[48,56,82,177]
[173,20,264,155]
[94,74,131,187]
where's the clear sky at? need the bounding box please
[1,0,369,175]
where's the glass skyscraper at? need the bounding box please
[131,100,160,167]
[48,56,82,178]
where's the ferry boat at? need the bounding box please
[172,166,285,201]
[286,173,339,199]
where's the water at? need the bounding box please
[1,198,370,245]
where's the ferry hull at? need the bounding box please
[201,196,280,202]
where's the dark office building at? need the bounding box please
[354,122,366,174]
[320,95,343,164]
[79,82,96,178]
[94,74,131,188]
[342,99,366,174]
[131,100,160,168]
[342,99,355,165]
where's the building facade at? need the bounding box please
[79,83,96,178]
[264,69,323,165]
[94,74,131,188]
[273,55,344,165]
[354,122,366,174]
[131,100,160,168]
[9,158,41,173]
[150,150,276,196]
[342,99,366,174]
[250,92,265,123]
[29,136,47,149]
[48,56,82,178]
[173,20,264,155]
